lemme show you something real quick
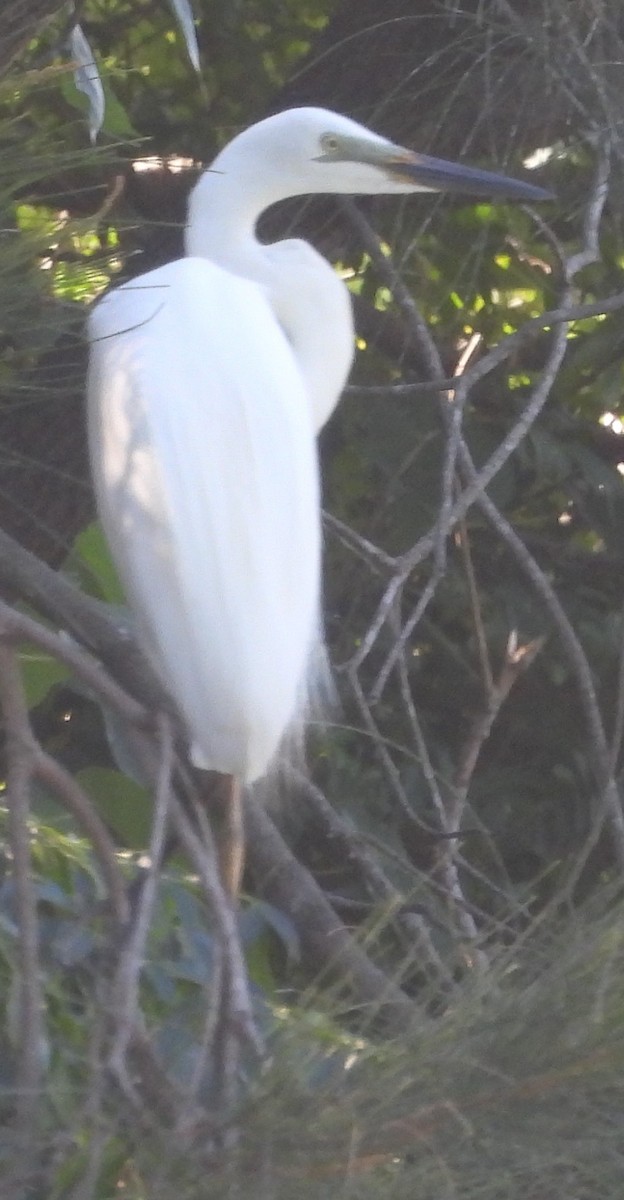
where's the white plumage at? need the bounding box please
[88,107,550,784]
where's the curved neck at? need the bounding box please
[185,144,296,275]
[184,145,355,433]
[186,186,254,270]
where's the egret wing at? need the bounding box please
[88,257,321,781]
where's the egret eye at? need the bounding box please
[321,133,340,154]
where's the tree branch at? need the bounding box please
[0,642,44,1139]
[244,793,418,1031]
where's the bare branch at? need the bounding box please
[455,515,494,698]
[564,142,611,280]
[449,633,544,832]
[244,793,418,1031]
[107,716,173,1094]
[290,768,457,990]
[608,604,624,777]
[169,791,262,1118]
[470,490,624,872]
[0,642,44,1136]
[0,598,149,729]
[324,512,395,571]
[335,139,624,913]
[0,527,168,711]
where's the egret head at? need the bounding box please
[205,106,552,206]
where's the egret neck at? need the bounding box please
[185,140,355,432]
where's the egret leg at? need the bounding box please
[203,772,244,898]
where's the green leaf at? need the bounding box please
[76,766,152,848]
[70,522,126,604]
[242,899,300,965]
[19,643,70,709]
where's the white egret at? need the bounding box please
[87,107,550,891]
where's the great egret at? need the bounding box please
[87,107,550,891]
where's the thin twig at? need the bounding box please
[455,513,494,698]
[324,513,395,571]
[348,666,418,825]
[345,281,624,396]
[0,643,44,1137]
[608,603,624,777]
[338,142,623,920]
[370,569,446,703]
[181,945,224,1125]
[449,633,544,833]
[373,311,569,688]
[565,139,610,280]
[165,787,264,1115]
[107,715,173,1096]
[471,490,624,872]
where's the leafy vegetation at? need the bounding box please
[3,0,624,1195]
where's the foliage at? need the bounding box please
[3,828,624,1196]
[3,0,624,1195]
